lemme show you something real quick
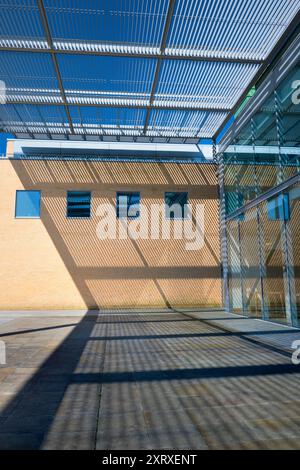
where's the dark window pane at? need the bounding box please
[116,192,140,219]
[67,191,91,218]
[165,192,188,219]
[15,190,41,218]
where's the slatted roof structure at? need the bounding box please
[0,0,299,143]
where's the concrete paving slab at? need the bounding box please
[0,308,299,449]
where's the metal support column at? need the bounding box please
[232,142,246,312]
[275,90,297,326]
[215,141,230,311]
[251,117,269,320]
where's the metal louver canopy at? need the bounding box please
[0,0,299,143]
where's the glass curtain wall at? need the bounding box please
[223,58,300,327]
[285,182,300,321]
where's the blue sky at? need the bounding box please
[216,117,234,144]
[0,133,13,154]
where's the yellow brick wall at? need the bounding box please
[0,158,222,310]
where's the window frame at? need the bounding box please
[15,190,41,219]
[66,190,92,219]
[164,191,189,220]
[116,191,140,219]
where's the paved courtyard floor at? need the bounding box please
[0,308,300,450]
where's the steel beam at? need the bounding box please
[9,133,200,144]
[5,98,230,113]
[143,0,176,134]
[0,44,263,65]
[1,128,203,140]
[36,0,74,134]
[216,145,230,312]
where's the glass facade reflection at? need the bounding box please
[223,60,300,217]
[221,48,300,327]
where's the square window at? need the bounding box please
[165,192,188,219]
[15,190,41,218]
[116,192,140,219]
[267,194,289,221]
[67,191,91,218]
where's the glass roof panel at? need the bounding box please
[0,0,299,141]
[166,0,300,60]
[0,51,58,90]
[44,0,168,47]
[0,0,45,40]
[0,103,69,133]
[69,106,146,134]
[57,54,156,106]
[155,60,260,109]
[148,109,228,137]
